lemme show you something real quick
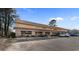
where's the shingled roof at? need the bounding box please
[16,19,50,28]
[16,19,68,31]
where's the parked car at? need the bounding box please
[70,34,79,36]
[58,32,70,37]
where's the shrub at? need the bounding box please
[10,32,16,38]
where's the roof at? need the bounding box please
[16,19,68,31]
[16,19,50,28]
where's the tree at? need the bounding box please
[0,8,17,37]
[49,19,56,27]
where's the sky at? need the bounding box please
[16,8,79,30]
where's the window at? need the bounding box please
[45,32,50,35]
[21,31,32,35]
[25,31,32,34]
[21,31,32,37]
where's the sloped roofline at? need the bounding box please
[16,19,68,30]
[16,19,50,27]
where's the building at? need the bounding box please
[15,19,68,37]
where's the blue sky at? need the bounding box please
[16,8,79,29]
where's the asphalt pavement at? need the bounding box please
[5,37,79,51]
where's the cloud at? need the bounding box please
[56,17,63,21]
[70,16,79,20]
[49,17,63,22]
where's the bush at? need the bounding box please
[10,32,16,38]
[31,35,35,37]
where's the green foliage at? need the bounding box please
[49,19,56,27]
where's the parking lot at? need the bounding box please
[5,37,79,51]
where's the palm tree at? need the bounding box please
[0,8,17,37]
